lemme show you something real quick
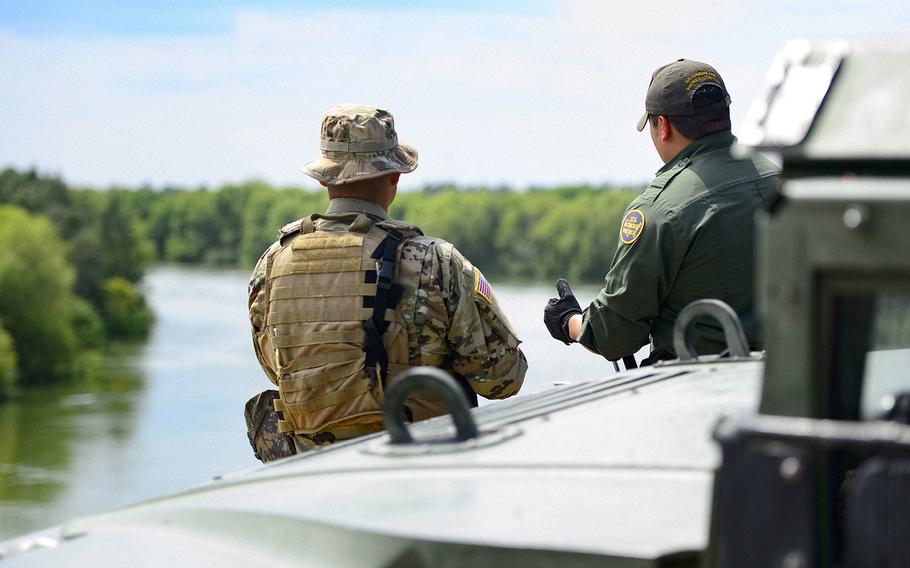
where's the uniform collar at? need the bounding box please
[655,130,736,175]
[325,198,389,221]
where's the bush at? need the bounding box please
[0,205,82,385]
[0,322,17,398]
[70,298,107,349]
[101,277,154,339]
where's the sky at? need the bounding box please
[1,0,909,190]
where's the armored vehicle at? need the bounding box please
[2,40,908,567]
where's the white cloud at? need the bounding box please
[1,2,908,189]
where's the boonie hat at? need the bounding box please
[301,104,418,185]
[636,59,731,131]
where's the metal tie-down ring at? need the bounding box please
[672,299,751,361]
[382,367,480,444]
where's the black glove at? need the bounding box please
[544,278,582,345]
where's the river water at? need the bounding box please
[0,266,633,539]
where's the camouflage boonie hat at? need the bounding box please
[301,104,418,185]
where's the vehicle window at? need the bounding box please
[861,292,910,420]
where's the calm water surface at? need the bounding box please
[0,266,630,539]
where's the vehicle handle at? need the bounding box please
[382,367,480,444]
[673,299,750,361]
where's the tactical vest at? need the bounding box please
[262,212,428,438]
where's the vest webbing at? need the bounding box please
[266,212,423,436]
[363,229,405,384]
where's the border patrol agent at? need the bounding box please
[245,104,527,461]
[544,60,780,364]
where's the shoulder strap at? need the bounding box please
[279,213,375,244]
[375,218,424,237]
[362,228,406,384]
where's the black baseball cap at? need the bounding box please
[636,59,732,131]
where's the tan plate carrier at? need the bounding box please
[263,212,426,439]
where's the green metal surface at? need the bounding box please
[0,361,762,567]
[758,179,910,416]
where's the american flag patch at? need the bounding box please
[473,267,493,304]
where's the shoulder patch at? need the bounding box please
[620,209,646,245]
[472,267,494,304]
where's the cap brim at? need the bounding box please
[300,143,418,186]
[636,112,649,132]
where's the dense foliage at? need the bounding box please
[0,167,639,395]
[0,206,100,389]
[120,180,638,280]
[0,169,154,396]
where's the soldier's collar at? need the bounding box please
[325,198,389,221]
[655,131,736,175]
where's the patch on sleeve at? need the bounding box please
[620,209,646,245]
[472,267,494,304]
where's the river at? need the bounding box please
[0,266,633,539]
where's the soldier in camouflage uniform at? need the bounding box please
[544,60,780,363]
[245,104,526,461]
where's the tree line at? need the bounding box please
[116,180,639,281]
[0,167,639,396]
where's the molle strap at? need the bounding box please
[270,329,365,349]
[292,233,364,250]
[277,381,373,413]
[375,219,425,237]
[278,359,364,391]
[267,307,397,326]
[270,258,376,278]
[300,216,316,235]
[279,351,363,375]
[270,283,377,301]
[273,398,294,433]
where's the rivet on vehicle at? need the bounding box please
[779,456,802,482]
[842,204,870,231]
[782,551,806,568]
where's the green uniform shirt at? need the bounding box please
[577,131,780,360]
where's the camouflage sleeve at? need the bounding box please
[249,243,280,386]
[443,246,527,399]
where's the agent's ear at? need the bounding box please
[658,115,672,142]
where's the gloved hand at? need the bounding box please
[544,278,582,345]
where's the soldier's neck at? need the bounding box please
[327,189,391,212]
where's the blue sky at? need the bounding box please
[1,0,909,189]
[0,1,550,35]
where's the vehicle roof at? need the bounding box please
[740,40,910,159]
[0,360,762,567]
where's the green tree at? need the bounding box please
[0,322,17,398]
[240,186,328,268]
[101,277,154,339]
[99,190,154,282]
[0,206,86,385]
[0,168,79,238]
[394,189,504,274]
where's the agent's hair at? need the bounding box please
[650,85,731,140]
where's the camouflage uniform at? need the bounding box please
[246,105,526,459]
